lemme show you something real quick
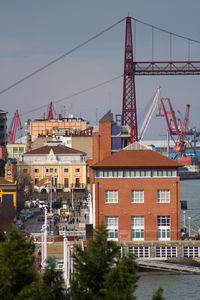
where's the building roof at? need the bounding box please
[0,177,15,185]
[100,110,113,122]
[91,149,182,169]
[24,144,86,155]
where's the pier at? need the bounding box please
[137,259,200,274]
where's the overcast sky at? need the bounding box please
[1,0,200,140]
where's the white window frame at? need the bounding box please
[131,190,144,203]
[131,216,144,241]
[105,190,118,203]
[105,216,118,240]
[157,189,170,203]
[156,246,177,257]
[157,216,170,240]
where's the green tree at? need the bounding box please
[0,228,37,300]
[71,224,138,300]
[102,255,138,300]
[152,287,165,300]
[16,258,66,300]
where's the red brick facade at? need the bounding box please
[90,147,182,241]
[92,176,180,241]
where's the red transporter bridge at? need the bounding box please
[121,17,200,143]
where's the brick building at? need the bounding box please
[90,143,182,241]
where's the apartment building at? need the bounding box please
[17,144,87,191]
[90,143,182,241]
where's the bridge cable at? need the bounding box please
[0,18,125,96]
[16,74,123,118]
[131,17,200,44]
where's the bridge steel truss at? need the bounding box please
[122,17,200,142]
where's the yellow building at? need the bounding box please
[0,177,17,210]
[17,143,87,192]
[7,144,26,160]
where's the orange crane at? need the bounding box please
[157,98,191,154]
[7,110,23,144]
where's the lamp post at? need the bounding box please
[188,216,191,238]
[41,207,48,267]
[63,232,70,288]
[71,188,74,212]
[183,211,186,232]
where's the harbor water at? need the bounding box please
[135,179,200,300]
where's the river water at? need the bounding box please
[134,179,200,300]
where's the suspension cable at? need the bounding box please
[0,18,125,96]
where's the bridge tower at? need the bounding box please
[122,16,138,142]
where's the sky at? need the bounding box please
[1,0,200,140]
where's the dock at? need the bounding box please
[137,259,200,274]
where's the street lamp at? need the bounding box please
[63,232,71,288]
[188,216,191,238]
[183,211,186,232]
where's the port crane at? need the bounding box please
[42,102,57,120]
[138,87,161,141]
[156,98,196,158]
[7,110,23,144]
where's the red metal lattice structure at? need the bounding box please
[122,17,200,142]
[7,109,23,144]
[157,98,191,153]
[122,17,138,142]
[42,101,57,120]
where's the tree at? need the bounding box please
[70,224,139,300]
[0,228,37,300]
[16,258,66,300]
[102,255,138,300]
[152,287,165,300]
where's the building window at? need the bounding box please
[124,170,151,177]
[157,216,170,240]
[105,190,118,203]
[152,169,177,177]
[98,170,123,177]
[157,190,170,203]
[19,147,25,153]
[64,178,69,188]
[184,247,200,257]
[34,168,39,173]
[128,246,150,258]
[54,168,57,173]
[105,217,118,240]
[75,178,80,187]
[50,168,54,173]
[34,178,39,185]
[156,247,177,258]
[131,190,144,203]
[131,216,144,240]
[46,169,49,173]
[75,168,80,173]
[64,168,69,173]
[13,147,18,153]
[23,168,28,174]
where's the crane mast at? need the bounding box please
[138,87,161,141]
[7,110,22,144]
